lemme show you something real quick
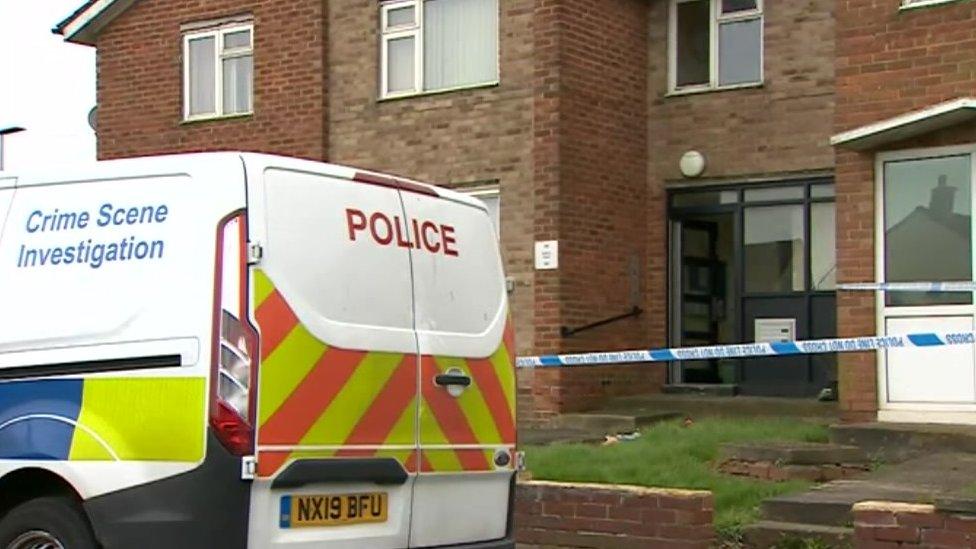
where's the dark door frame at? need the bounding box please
[667,179,836,392]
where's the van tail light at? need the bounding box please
[210,211,259,457]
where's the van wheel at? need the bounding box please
[0,497,97,549]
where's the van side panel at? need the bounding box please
[0,157,250,549]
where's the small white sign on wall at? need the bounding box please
[755,318,797,343]
[535,240,559,270]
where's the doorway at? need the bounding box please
[670,213,736,383]
[668,180,837,397]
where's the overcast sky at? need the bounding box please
[0,1,96,171]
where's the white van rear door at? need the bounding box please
[399,189,515,548]
[246,165,419,549]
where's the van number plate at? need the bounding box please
[280,493,388,528]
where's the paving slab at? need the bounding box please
[831,422,976,462]
[762,452,976,526]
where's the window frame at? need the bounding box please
[182,23,254,122]
[668,0,764,95]
[876,144,976,318]
[900,0,961,9]
[379,0,500,100]
[466,185,501,240]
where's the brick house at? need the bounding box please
[56,0,976,425]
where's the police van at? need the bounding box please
[0,153,516,549]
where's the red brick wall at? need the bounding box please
[854,500,976,547]
[516,481,715,549]
[95,0,327,162]
[522,0,659,420]
[647,0,835,183]
[835,0,976,422]
[85,0,661,422]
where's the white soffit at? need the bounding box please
[831,98,976,151]
[60,0,136,46]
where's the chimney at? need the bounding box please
[929,174,956,218]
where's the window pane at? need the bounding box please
[387,6,416,27]
[387,36,416,93]
[223,55,253,114]
[424,0,498,90]
[811,184,835,198]
[743,186,803,202]
[744,205,805,292]
[811,202,836,290]
[477,193,500,238]
[224,29,251,50]
[884,155,972,306]
[722,0,757,13]
[718,18,761,85]
[672,190,739,207]
[188,36,216,116]
[676,0,710,87]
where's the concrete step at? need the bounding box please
[831,422,976,462]
[742,520,852,548]
[599,394,838,421]
[721,441,869,466]
[761,490,857,527]
[663,383,739,396]
[553,412,681,434]
[518,427,603,446]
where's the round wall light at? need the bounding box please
[679,150,706,178]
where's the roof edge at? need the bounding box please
[56,0,133,45]
[831,97,976,151]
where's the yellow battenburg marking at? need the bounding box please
[67,429,115,461]
[259,325,327,426]
[418,402,464,472]
[70,378,206,462]
[298,352,402,446]
[490,343,517,418]
[253,269,276,307]
[383,396,417,448]
[432,357,502,444]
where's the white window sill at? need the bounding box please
[666,81,764,97]
[900,0,961,10]
[181,112,254,125]
[379,81,500,102]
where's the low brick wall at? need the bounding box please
[515,480,715,548]
[854,501,976,547]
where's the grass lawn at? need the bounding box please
[523,418,829,539]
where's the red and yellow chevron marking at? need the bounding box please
[252,270,516,478]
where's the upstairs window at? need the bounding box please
[184,24,253,120]
[670,0,763,93]
[380,0,499,98]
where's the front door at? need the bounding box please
[670,212,737,384]
[878,149,976,422]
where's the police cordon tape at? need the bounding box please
[838,281,976,292]
[515,331,976,368]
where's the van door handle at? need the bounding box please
[435,373,471,387]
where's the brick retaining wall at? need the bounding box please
[854,501,976,547]
[515,480,714,548]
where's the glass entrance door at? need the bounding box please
[670,212,737,383]
[879,151,976,413]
